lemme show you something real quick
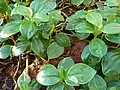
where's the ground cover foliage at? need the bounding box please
[0,0,120,90]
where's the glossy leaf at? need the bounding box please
[88,75,107,90]
[30,80,41,90]
[86,12,103,28]
[83,0,95,7]
[106,0,120,6]
[89,38,107,58]
[75,22,95,33]
[36,64,61,86]
[81,46,101,66]
[65,63,96,86]
[66,10,86,30]
[17,70,31,90]
[12,42,29,56]
[64,83,75,90]
[47,82,64,90]
[71,0,84,6]
[103,23,120,34]
[0,0,8,13]
[0,26,8,42]
[102,49,120,76]
[48,10,64,22]
[108,81,120,90]
[33,13,49,22]
[31,36,45,57]
[20,21,37,39]
[0,21,21,38]
[47,42,64,59]
[30,0,56,14]
[0,45,12,59]
[75,33,90,40]
[58,57,75,71]
[11,6,32,17]
[56,33,71,47]
[105,33,120,44]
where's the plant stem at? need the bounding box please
[26,55,29,74]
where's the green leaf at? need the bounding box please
[11,6,33,17]
[17,70,31,90]
[71,0,84,6]
[20,21,37,39]
[12,42,29,56]
[75,21,95,33]
[0,45,12,59]
[83,0,95,7]
[0,26,8,42]
[56,33,71,47]
[58,57,75,71]
[48,10,64,22]
[81,46,101,66]
[0,0,8,13]
[47,82,64,90]
[108,81,120,90]
[66,10,86,30]
[65,63,96,86]
[106,0,120,6]
[31,36,45,57]
[100,6,117,18]
[36,64,61,86]
[89,38,107,58]
[105,33,120,44]
[0,18,3,25]
[30,0,56,14]
[47,42,64,59]
[75,33,90,40]
[86,12,103,28]
[101,48,120,76]
[103,23,120,34]
[0,21,21,38]
[30,80,41,90]
[33,13,49,22]
[64,83,75,90]
[88,75,107,90]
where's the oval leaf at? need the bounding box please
[102,49,120,76]
[47,42,64,59]
[71,0,84,6]
[30,0,56,14]
[75,22,95,33]
[47,82,64,90]
[0,45,12,59]
[20,21,37,39]
[88,75,107,90]
[81,46,101,66]
[89,38,107,58]
[105,33,120,44]
[58,57,75,71]
[11,5,32,17]
[56,33,71,47]
[103,23,120,34]
[0,0,8,13]
[86,12,103,28]
[17,70,31,90]
[31,36,45,57]
[36,64,61,86]
[0,21,21,38]
[65,63,96,85]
